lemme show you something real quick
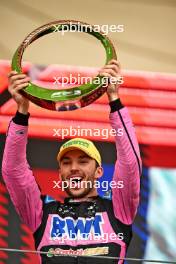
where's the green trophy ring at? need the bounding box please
[12,20,117,111]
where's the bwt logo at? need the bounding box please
[50,214,103,239]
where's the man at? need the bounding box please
[2,60,142,264]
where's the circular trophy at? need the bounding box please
[12,20,117,111]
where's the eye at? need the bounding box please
[80,159,88,164]
[62,160,70,165]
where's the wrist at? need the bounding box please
[107,93,119,102]
[109,98,124,112]
[17,104,29,115]
[13,111,30,126]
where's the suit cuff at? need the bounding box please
[12,111,30,126]
[109,98,124,113]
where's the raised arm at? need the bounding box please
[100,60,142,224]
[109,101,142,224]
[1,71,42,232]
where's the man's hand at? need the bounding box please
[99,59,121,102]
[8,71,30,114]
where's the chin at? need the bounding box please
[66,188,90,198]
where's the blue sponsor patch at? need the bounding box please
[50,214,103,239]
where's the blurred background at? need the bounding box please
[0,0,176,263]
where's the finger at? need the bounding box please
[107,59,119,65]
[9,82,29,93]
[7,71,18,78]
[100,68,117,77]
[99,71,122,86]
[12,78,30,87]
[99,71,111,76]
[9,74,29,83]
[107,59,120,67]
[102,64,120,74]
[99,72,111,79]
[13,83,29,92]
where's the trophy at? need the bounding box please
[12,20,117,111]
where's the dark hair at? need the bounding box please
[95,161,99,169]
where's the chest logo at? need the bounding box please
[50,214,104,240]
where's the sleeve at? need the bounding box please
[109,99,142,225]
[1,112,43,232]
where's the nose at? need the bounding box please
[70,161,79,171]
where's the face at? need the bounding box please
[59,149,103,198]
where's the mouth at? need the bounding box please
[67,175,84,189]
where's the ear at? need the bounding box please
[95,166,104,180]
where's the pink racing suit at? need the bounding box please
[2,100,142,264]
